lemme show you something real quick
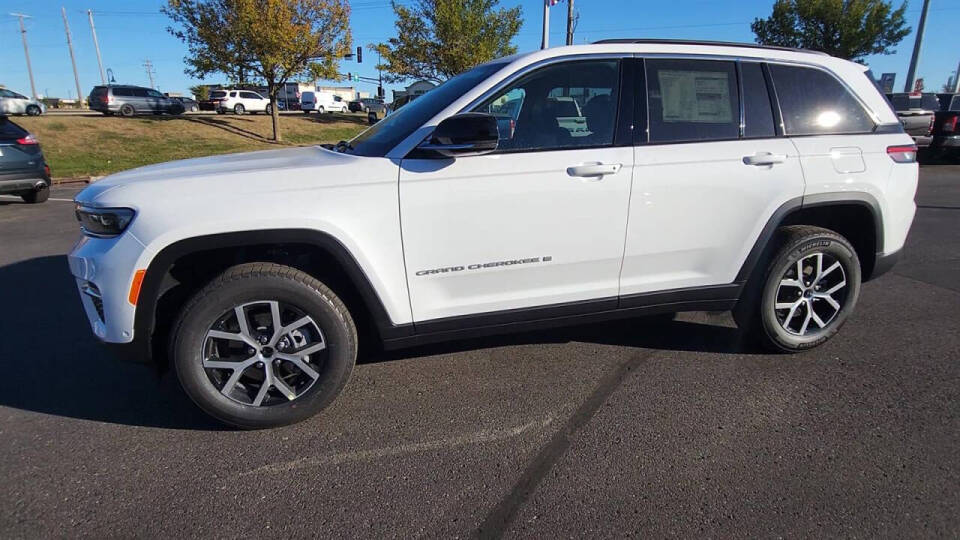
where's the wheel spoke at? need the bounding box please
[824,280,846,295]
[251,378,271,406]
[796,259,805,283]
[813,253,823,281]
[276,353,320,380]
[207,329,257,348]
[815,293,841,311]
[220,367,247,397]
[268,301,282,341]
[784,302,802,328]
[270,315,313,346]
[810,308,828,329]
[775,300,799,310]
[203,358,243,370]
[819,261,841,282]
[799,304,813,334]
[297,341,326,356]
[273,377,298,401]
[235,306,251,338]
[779,278,803,289]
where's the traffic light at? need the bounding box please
[357,46,363,63]
[547,0,559,5]
[377,85,384,98]
[347,72,351,82]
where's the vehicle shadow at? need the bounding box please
[0,255,224,430]
[0,255,756,429]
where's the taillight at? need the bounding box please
[16,135,38,145]
[944,116,958,133]
[106,94,113,104]
[887,144,918,163]
[928,115,935,134]
[44,164,51,177]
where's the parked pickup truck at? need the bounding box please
[886,93,938,147]
[930,93,960,161]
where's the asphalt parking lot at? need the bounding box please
[1,166,958,537]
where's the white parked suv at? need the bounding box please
[214,89,272,115]
[301,91,348,114]
[70,40,918,428]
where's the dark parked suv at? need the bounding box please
[88,85,185,117]
[0,117,51,203]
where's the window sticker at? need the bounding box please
[658,70,733,123]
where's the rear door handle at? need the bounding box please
[743,152,787,166]
[567,162,622,178]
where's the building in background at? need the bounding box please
[392,80,436,102]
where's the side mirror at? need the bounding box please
[418,113,499,158]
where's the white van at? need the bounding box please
[300,91,348,114]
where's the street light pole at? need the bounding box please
[566,0,575,46]
[11,13,38,100]
[903,0,931,93]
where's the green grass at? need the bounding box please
[18,113,369,179]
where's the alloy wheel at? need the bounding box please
[202,300,326,407]
[774,252,847,336]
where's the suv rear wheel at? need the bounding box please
[119,104,135,117]
[736,226,861,352]
[171,263,357,429]
[20,184,49,204]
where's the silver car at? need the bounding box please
[0,89,45,116]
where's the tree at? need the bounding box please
[374,0,522,84]
[190,84,210,101]
[164,0,351,141]
[751,0,910,62]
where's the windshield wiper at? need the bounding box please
[334,140,354,153]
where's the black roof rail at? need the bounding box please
[592,38,828,56]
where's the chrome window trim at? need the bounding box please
[390,49,886,157]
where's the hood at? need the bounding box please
[77,145,352,204]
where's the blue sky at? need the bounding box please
[2,0,958,99]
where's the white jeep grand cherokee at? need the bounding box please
[70,40,918,428]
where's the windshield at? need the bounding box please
[346,61,508,157]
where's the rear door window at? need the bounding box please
[741,62,776,138]
[646,58,740,143]
[0,118,28,139]
[769,64,874,135]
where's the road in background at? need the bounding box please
[0,168,958,537]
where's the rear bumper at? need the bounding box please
[0,173,49,195]
[911,135,933,147]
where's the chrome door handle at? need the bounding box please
[743,152,787,166]
[567,162,622,178]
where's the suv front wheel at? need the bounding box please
[737,226,862,352]
[171,263,357,429]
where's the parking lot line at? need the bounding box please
[0,195,74,202]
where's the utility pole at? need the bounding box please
[11,13,38,100]
[87,10,107,85]
[541,0,550,49]
[143,59,156,89]
[565,0,575,46]
[903,0,930,93]
[62,8,84,106]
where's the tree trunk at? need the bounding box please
[268,80,281,142]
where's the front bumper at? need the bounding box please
[67,233,149,346]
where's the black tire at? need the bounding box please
[216,109,225,115]
[21,185,50,204]
[190,105,199,113]
[265,104,273,116]
[171,263,357,429]
[736,225,861,353]
[234,104,245,115]
[26,105,41,116]
[170,104,185,115]
[120,104,135,117]
[317,106,325,114]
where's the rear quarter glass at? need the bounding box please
[0,119,29,139]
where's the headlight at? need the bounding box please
[75,205,135,237]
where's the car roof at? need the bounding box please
[593,38,828,56]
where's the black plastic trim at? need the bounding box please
[734,192,885,284]
[134,229,411,364]
[385,286,739,350]
[593,38,828,56]
[870,249,901,280]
